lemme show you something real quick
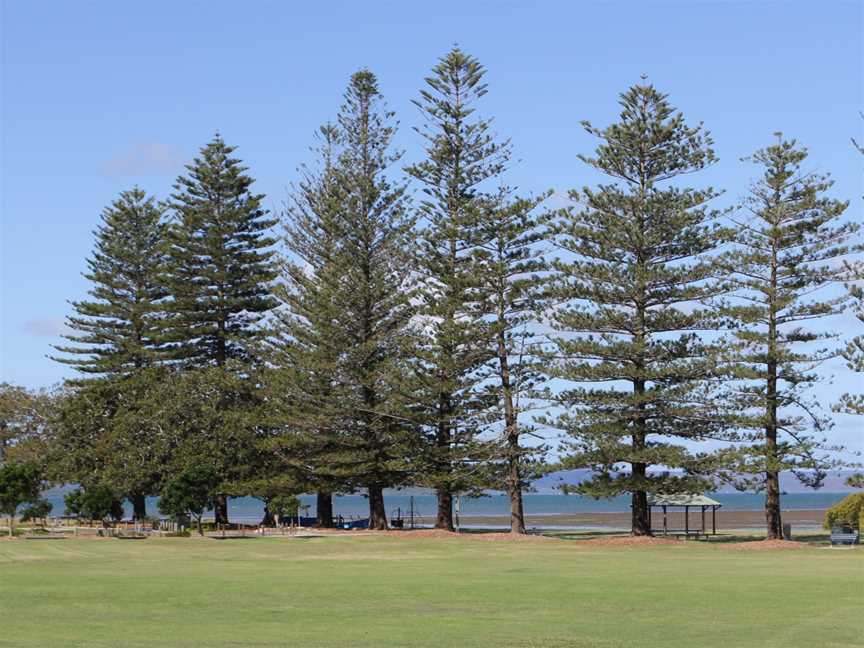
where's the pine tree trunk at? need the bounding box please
[765,362,783,540]
[214,494,229,525]
[368,485,387,530]
[496,325,526,535]
[765,249,783,541]
[316,491,334,528]
[508,454,526,535]
[435,487,454,531]
[631,481,651,536]
[765,468,783,539]
[130,492,147,521]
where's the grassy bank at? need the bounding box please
[0,534,861,647]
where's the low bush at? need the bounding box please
[823,493,864,531]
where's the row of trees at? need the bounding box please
[2,47,861,538]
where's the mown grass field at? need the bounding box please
[0,534,861,648]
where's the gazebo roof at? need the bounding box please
[648,494,722,507]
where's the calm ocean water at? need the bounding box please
[43,490,849,523]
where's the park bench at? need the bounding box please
[655,528,707,540]
[830,527,859,547]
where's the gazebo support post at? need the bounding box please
[685,506,689,537]
[701,506,706,538]
[712,506,717,535]
[663,505,667,535]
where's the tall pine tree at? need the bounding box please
[164,135,278,523]
[52,188,168,518]
[406,47,509,530]
[723,135,857,539]
[544,83,728,536]
[331,70,418,529]
[475,190,550,534]
[268,123,350,528]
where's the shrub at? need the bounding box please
[823,493,864,531]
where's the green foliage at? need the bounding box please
[837,260,864,415]
[823,492,864,530]
[265,123,350,503]
[163,135,277,367]
[474,190,552,532]
[845,472,864,489]
[543,83,728,534]
[0,462,43,534]
[64,485,124,523]
[20,498,53,523]
[327,70,420,526]
[50,368,174,506]
[721,136,859,538]
[52,188,168,379]
[159,465,219,534]
[405,47,511,528]
[0,383,55,465]
[268,494,300,521]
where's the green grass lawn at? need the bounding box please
[0,534,861,648]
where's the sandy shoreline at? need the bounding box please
[448,508,828,530]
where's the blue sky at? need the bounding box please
[1,1,861,452]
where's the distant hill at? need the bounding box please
[529,469,861,494]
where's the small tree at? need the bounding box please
[20,499,53,529]
[64,485,124,526]
[269,494,301,526]
[159,465,219,535]
[0,463,43,536]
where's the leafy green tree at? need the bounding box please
[0,383,54,465]
[330,70,419,529]
[723,135,858,539]
[163,135,278,523]
[53,188,168,378]
[406,47,509,530]
[269,493,301,525]
[63,485,123,526]
[0,462,42,536]
[543,83,728,536]
[50,368,172,520]
[159,465,219,535]
[475,191,550,533]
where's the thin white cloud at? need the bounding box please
[101,140,184,177]
[22,317,68,337]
